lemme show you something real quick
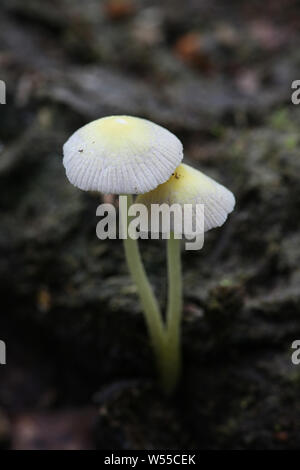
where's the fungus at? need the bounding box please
[137,163,235,233]
[63,115,182,194]
[63,115,183,392]
[63,116,235,395]
[137,163,235,391]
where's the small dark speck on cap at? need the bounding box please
[78,149,83,153]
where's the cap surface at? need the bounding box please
[63,115,183,194]
[136,163,235,233]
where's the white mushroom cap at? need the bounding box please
[136,163,235,234]
[63,115,183,194]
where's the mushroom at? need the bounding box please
[137,162,235,234]
[63,115,184,391]
[137,163,235,392]
[63,115,183,194]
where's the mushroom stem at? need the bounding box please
[121,195,166,376]
[162,233,183,394]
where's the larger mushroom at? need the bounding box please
[63,115,183,391]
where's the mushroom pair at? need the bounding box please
[63,115,235,393]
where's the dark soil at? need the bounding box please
[1,0,300,450]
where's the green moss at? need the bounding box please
[269,109,292,131]
[284,135,298,151]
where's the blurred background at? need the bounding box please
[1,0,300,450]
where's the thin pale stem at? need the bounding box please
[121,195,165,372]
[163,233,183,394]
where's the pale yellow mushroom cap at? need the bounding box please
[136,163,235,233]
[63,115,183,194]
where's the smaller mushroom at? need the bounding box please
[137,163,235,392]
